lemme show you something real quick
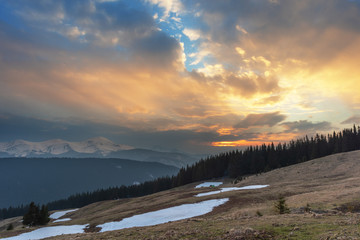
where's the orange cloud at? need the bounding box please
[211,140,271,147]
[211,132,298,148]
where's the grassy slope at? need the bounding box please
[1,150,360,239]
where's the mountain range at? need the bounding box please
[0,137,198,168]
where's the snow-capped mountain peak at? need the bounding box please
[0,137,134,157]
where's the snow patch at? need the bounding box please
[49,209,78,220]
[1,224,88,240]
[98,198,229,232]
[53,218,71,223]
[195,182,223,188]
[195,185,269,197]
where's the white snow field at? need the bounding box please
[194,182,223,188]
[98,198,229,232]
[49,209,78,220]
[195,185,269,197]
[53,218,71,223]
[1,224,88,240]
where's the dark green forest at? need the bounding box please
[1,125,360,220]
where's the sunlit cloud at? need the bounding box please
[183,28,201,41]
[235,47,246,56]
[145,0,183,18]
[212,140,269,147]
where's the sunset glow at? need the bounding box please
[1,0,360,154]
[211,140,272,148]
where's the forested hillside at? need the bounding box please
[1,125,359,219]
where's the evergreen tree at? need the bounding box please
[39,205,50,225]
[22,202,49,226]
[6,223,14,231]
[23,202,40,226]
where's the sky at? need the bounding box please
[0,0,360,154]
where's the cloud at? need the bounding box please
[341,115,360,125]
[281,120,332,133]
[145,0,183,18]
[7,0,163,50]
[226,73,280,98]
[181,0,360,99]
[234,112,286,129]
[183,28,201,41]
[131,30,182,68]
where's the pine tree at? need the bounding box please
[6,223,14,230]
[22,202,49,226]
[23,202,39,226]
[39,205,50,225]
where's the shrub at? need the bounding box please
[256,210,263,217]
[7,223,14,231]
[274,196,290,214]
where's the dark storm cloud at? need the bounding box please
[93,1,155,31]
[8,0,155,32]
[132,30,182,67]
[1,0,180,66]
[281,120,332,133]
[234,112,286,129]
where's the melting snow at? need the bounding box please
[4,199,229,239]
[97,198,229,232]
[195,185,269,197]
[49,209,78,220]
[53,218,71,223]
[195,182,223,188]
[1,224,88,240]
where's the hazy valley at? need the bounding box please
[0,157,178,209]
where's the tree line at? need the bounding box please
[1,125,360,220]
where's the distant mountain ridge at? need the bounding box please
[0,137,198,168]
[0,137,133,157]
